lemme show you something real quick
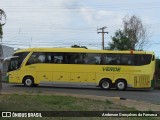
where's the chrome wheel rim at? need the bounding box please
[102,81,109,89]
[117,82,125,90]
[25,79,32,86]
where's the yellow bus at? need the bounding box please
[6,48,155,90]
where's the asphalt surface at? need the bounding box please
[1,83,160,104]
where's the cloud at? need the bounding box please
[78,7,94,23]
[0,0,156,51]
[78,6,123,26]
[1,0,75,40]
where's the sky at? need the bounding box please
[0,0,160,57]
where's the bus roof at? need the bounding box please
[15,48,154,54]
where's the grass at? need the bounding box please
[0,94,158,120]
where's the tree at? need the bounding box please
[107,30,131,50]
[108,15,149,50]
[123,15,148,50]
[0,9,7,41]
[0,25,2,40]
[0,9,6,93]
[71,45,88,49]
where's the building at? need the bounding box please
[0,45,14,81]
[0,45,14,59]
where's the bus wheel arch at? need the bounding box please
[23,76,34,87]
[99,78,112,90]
[115,79,127,90]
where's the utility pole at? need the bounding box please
[97,26,108,50]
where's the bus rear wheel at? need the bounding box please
[23,76,34,87]
[100,79,112,90]
[115,80,127,90]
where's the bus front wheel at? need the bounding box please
[23,76,34,87]
[100,79,112,90]
[115,80,127,90]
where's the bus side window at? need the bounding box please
[37,55,45,63]
[47,53,55,63]
[53,53,64,64]
[66,53,82,64]
[102,54,116,65]
[26,55,36,65]
[26,52,46,65]
[83,53,100,64]
[136,55,144,65]
[46,53,52,63]
[121,54,135,65]
[136,54,152,65]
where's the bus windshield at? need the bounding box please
[8,57,19,71]
[8,52,29,72]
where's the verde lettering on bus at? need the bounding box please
[102,67,121,72]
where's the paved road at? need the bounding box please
[1,83,160,104]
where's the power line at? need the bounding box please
[1,2,160,13]
[2,2,160,9]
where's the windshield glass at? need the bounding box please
[8,52,29,72]
[8,57,19,71]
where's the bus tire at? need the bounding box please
[115,79,127,90]
[100,79,112,90]
[23,76,34,87]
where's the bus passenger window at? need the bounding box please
[53,53,64,64]
[45,53,53,63]
[38,55,45,63]
[66,53,82,64]
[83,53,101,64]
[136,54,152,65]
[102,54,120,65]
[121,55,135,65]
[26,52,46,65]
